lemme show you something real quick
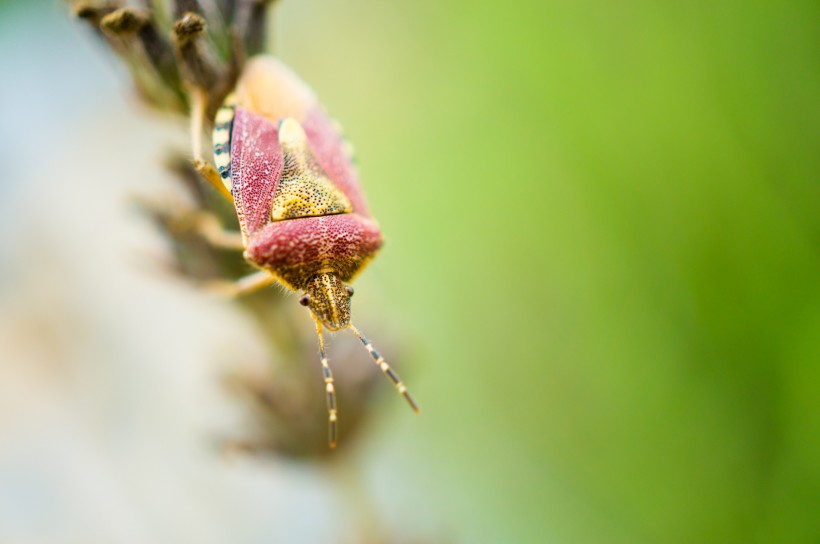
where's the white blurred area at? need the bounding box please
[0,4,422,543]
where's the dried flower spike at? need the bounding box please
[69,0,419,452]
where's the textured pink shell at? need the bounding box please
[245,214,382,283]
[230,105,372,237]
[230,108,283,236]
[228,57,382,289]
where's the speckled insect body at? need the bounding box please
[210,57,418,447]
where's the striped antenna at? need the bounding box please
[349,324,420,414]
[313,319,338,448]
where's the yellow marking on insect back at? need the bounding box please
[271,118,352,221]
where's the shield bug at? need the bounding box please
[193,56,419,448]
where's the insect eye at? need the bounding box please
[299,294,310,306]
[345,286,354,297]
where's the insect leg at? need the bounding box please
[194,160,233,201]
[348,324,420,413]
[314,319,339,448]
[191,211,244,250]
[203,270,275,297]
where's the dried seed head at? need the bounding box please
[173,12,222,90]
[100,7,150,34]
[72,2,119,25]
[173,12,207,46]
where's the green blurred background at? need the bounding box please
[309,1,819,542]
[1,1,818,543]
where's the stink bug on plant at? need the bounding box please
[191,56,419,448]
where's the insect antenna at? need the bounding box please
[313,319,338,448]
[348,324,421,414]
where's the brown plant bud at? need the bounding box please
[173,12,222,91]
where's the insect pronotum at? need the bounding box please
[192,56,420,448]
